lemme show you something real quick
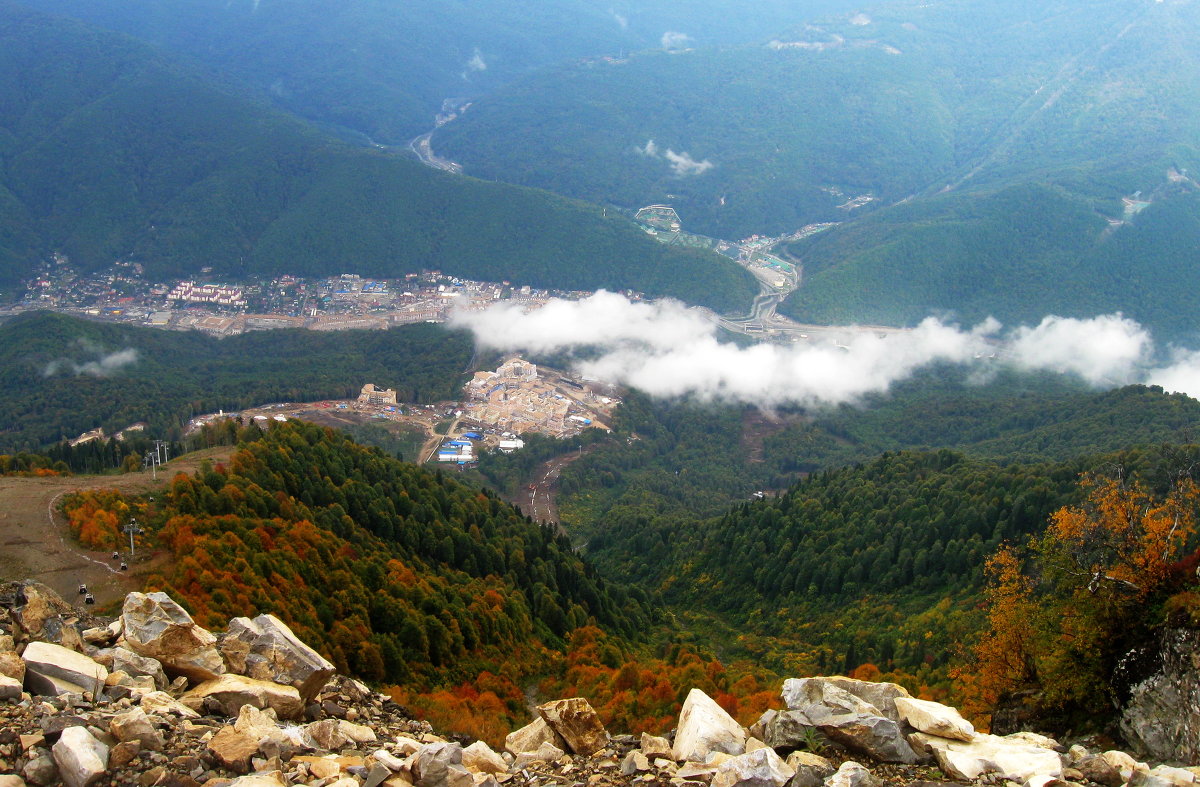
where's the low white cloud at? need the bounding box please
[612,10,628,29]
[635,139,659,157]
[1005,314,1151,386]
[43,348,140,378]
[449,293,1199,407]
[664,148,714,176]
[1147,348,1200,399]
[661,31,692,49]
[465,48,487,73]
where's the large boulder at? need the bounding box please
[181,674,303,719]
[505,716,568,755]
[22,641,108,696]
[821,678,912,725]
[220,614,335,702]
[52,725,108,787]
[893,697,974,742]
[537,697,609,755]
[674,688,748,763]
[780,679,919,764]
[10,581,83,651]
[908,732,1063,782]
[711,746,795,787]
[121,592,225,682]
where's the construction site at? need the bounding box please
[459,358,616,438]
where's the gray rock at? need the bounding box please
[21,754,58,786]
[622,750,652,775]
[10,582,83,651]
[674,688,748,763]
[780,679,918,764]
[120,591,225,682]
[412,741,474,787]
[762,710,817,750]
[21,642,107,696]
[1120,628,1200,763]
[821,678,912,725]
[51,726,108,787]
[219,614,335,702]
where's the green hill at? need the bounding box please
[0,3,756,311]
[0,311,471,452]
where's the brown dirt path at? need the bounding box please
[0,446,234,610]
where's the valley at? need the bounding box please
[2,0,1200,770]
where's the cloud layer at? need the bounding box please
[449,292,1200,406]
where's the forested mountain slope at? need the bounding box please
[65,421,648,689]
[0,3,755,310]
[14,0,867,143]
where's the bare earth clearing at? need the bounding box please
[0,446,234,610]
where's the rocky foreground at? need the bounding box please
[0,581,1196,787]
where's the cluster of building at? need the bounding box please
[166,281,246,306]
[14,262,608,338]
[460,358,612,438]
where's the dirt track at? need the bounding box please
[0,447,234,610]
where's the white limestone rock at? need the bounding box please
[711,746,795,787]
[52,726,109,787]
[462,741,507,775]
[893,697,974,742]
[21,641,107,696]
[220,614,335,702]
[673,688,748,763]
[909,731,1063,783]
[181,674,303,719]
[824,762,876,787]
[505,717,567,756]
[0,673,22,701]
[121,592,225,682]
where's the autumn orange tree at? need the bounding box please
[957,472,1199,726]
